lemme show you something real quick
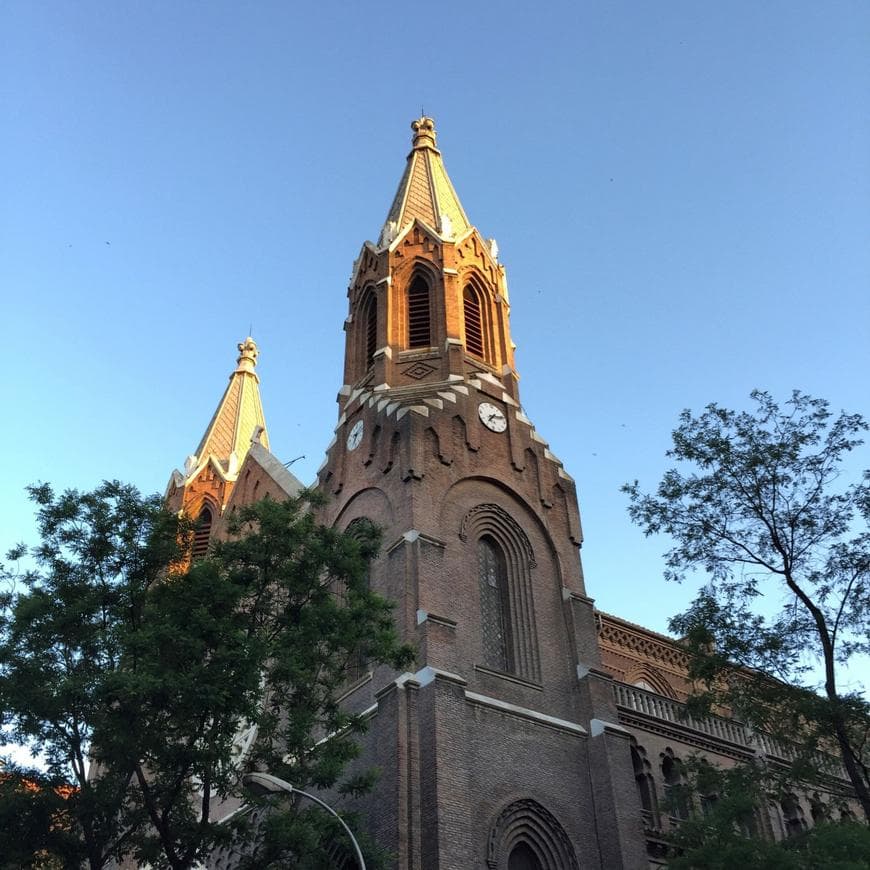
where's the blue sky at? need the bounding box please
[2,2,869,694]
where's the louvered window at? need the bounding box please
[362,292,377,368]
[463,285,485,358]
[192,506,213,559]
[407,275,431,348]
[478,536,511,672]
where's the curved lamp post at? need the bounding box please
[242,771,367,870]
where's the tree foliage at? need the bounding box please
[623,391,870,819]
[664,758,870,870]
[0,482,412,869]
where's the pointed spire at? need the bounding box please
[191,337,270,476]
[381,117,471,244]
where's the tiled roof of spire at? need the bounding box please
[193,337,270,473]
[382,117,471,241]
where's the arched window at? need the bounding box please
[631,740,659,828]
[407,274,431,348]
[463,284,485,359]
[342,518,375,683]
[661,749,689,820]
[781,794,807,837]
[461,503,541,682]
[361,290,378,369]
[478,536,511,672]
[839,803,855,822]
[508,843,542,870]
[192,505,213,559]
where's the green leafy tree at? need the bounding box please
[0,762,82,869]
[204,494,414,869]
[665,758,870,870]
[1,483,412,869]
[623,391,870,820]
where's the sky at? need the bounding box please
[2,2,869,698]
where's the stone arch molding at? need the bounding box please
[460,503,541,681]
[486,799,580,870]
[459,503,536,568]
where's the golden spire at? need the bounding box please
[191,336,270,476]
[381,116,471,243]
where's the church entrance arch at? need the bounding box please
[486,799,580,870]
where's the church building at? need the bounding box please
[165,118,857,869]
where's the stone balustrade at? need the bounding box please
[613,682,750,747]
[613,682,850,781]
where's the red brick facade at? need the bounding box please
[179,119,858,869]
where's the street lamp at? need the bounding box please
[242,771,367,870]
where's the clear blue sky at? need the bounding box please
[2,2,869,692]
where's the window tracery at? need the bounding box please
[631,739,660,829]
[478,536,510,672]
[780,793,807,837]
[461,504,540,681]
[660,748,689,821]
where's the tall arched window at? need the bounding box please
[781,794,807,837]
[661,749,689,820]
[407,274,431,348]
[192,505,213,559]
[463,284,485,359]
[343,518,375,683]
[462,503,541,682]
[631,741,659,827]
[478,536,511,672]
[809,793,827,824]
[361,290,378,369]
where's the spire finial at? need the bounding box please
[411,116,437,151]
[236,336,259,374]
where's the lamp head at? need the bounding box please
[242,771,295,797]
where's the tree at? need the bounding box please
[623,391,870,820]
[664,757,870,870]
[0,762,82,869]
[0,482,412,869]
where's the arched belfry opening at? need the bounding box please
[192,504,213,559]
[407,272,432,348]
[360,288,378,371]
[463,283,486,360]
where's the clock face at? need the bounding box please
[347,419,364,451]
[478,402,507,433]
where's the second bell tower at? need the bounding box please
[317,118,644,870]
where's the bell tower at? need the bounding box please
[317,119,644,869]
[342,117,518,402]
[166,336,270,556]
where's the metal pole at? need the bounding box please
[243,772,367,870]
